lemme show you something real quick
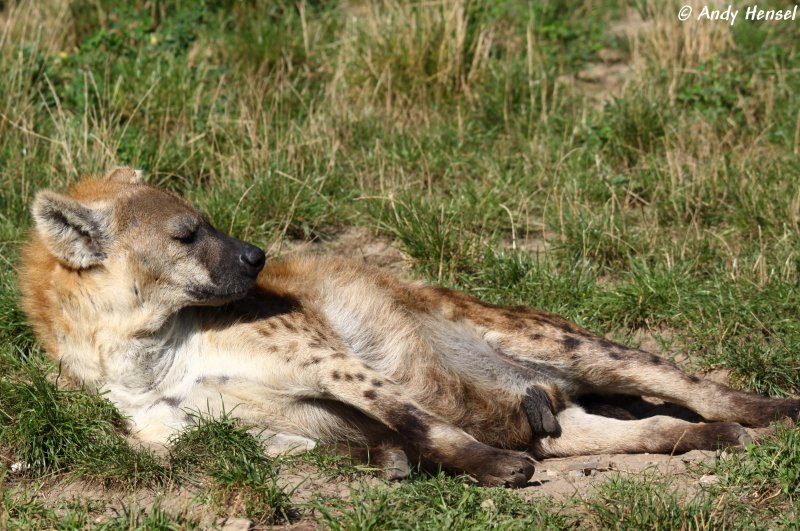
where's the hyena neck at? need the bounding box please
[51,267,189,389]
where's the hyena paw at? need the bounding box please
[744,398,800,427]
[380,448,411,481]
[770,398,800,424]
[523,386,561,437]
[474,450,535,488]
[702,422,752,449]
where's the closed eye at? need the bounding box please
[174,229,197,244]
[172,223,200,244]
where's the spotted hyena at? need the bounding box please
[18,168,799,487]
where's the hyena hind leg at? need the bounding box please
[461,296,800,428]
[531,406,753,459]
[573,352,800,428]
[510,330,800,428]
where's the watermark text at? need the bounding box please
[678,4,798,25]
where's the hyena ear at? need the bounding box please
[105,166,144,184]
[32,190,110,269]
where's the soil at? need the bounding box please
[559,8,648,105]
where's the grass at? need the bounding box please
[312,473,571,530]
[1,0,799,527]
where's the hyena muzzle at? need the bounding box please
[18,168,800,487]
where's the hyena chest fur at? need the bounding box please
[93,313,297,443]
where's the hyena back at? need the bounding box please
[18,168,800,487]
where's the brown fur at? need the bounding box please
[18,169,800,487]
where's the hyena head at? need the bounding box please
[24,168,265,321]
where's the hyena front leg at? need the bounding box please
[532,405,753,458]
[311,355,535,487]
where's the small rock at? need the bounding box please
[219,517,253,531]
[566,462,601,476]
[699,474,719,485]
[10,461,29,473]
[545,469,559,477]
[480,499,497,511]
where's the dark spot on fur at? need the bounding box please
[278,316,297,332]
[561,336,582,351]
[158,396,182,408]
[556,322,574,333]
[364,389,377,400]
[195,377,204,384]
[267,345,278,353]
[344,373,353,381]
[218,375,230,384]
[332,371,340,380]
[529,333,543,341]
[688,374,701,383]
[649,355,662,365]
[355,373,365,381]
[392,404,431,444]
[598,339,614,350]
[331,352,346,359]
[609,352,622,360]
[308,341,323,349]
[372,379,384,387]
[287,341,299,353]
[453,300,469,312]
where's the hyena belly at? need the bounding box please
[318,276,550,449]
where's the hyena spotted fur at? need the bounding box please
[19,168,800,487]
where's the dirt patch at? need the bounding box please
[11,478,214,527]
[560,8,648,104]
[522,449,716,500]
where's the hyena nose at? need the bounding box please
[239,246,266,277]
